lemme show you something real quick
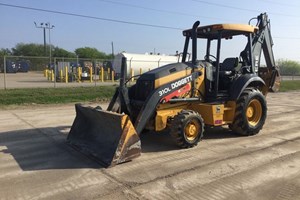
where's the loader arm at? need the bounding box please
[134,71,201,134]
[105,56,200,135]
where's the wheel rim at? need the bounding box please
[184,119,200,141]
[246,99,262,126]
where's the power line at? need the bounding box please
[274,37,300,40]
[0,2,299,40]
[190,0,300,18]
[0,2,182,30]
[97,0,237,22]
[260,0,300,7]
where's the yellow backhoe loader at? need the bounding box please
[67,13,280,167]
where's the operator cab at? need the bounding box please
[182,23,259,100]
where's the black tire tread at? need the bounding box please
[231,88,267,136]
[170,110,204,148]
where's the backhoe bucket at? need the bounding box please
[67,104,141,168]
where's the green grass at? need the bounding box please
[0,80,299,107]
[279,80,300,92]
[0,86,116,106]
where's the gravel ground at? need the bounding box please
[0,92,300,200]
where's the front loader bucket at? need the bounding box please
[67,104,141,168]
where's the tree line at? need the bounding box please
[0,43,114,71]
[277,59,300,76]
[1,44,300,75]
[0,43,113,59]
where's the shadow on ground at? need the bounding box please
[141,126,242,153]
[0,125,242,171]
[140,130,178,153]
[203,126,242,139]
[0,126,102,171]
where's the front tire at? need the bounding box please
[231,88,267,136]
[170,110,204,148]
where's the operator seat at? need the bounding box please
[220,57,238,71]
[218,57,239,92]
[219,57,240,76]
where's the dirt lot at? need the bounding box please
[0,92,300,200]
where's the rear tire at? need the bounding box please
[170,110,204,148]
[231,88,267,136]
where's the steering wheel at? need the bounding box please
[204,54,217,62]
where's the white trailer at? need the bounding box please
[112,53,181,78]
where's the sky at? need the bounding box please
[0,0,300,61]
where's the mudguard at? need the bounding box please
[230,74,265,100]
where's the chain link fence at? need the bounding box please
[0,55,117,89]
[2,55,297,90]
[0,55,176,89]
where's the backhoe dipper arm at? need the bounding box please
[252,13,276,71]
[243,13,280,92]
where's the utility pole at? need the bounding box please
[111,41,114,58]
[34,22,47,55]
[34,22,54,62]
[45,22,55,64]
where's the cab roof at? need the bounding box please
[183,23,258,40]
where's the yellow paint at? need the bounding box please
[154,68,192,88]
[101,67,104,82]
[44,69,48,77]
[155,103,188,131]
[156,100,236,131]
[131,68,134,82]
[77,67,82,82]
[194,67,205,97]
[184,118,200,141]
[215,24,257,32]
[112,71,115,82]
[246,99,262,126]
[258,67,279,95]
[154,67,206,131]
[65,66,68,83]
[188,104,224,126]
[200,24,258,33]
[51,70,54,82]
[223,101,236,124]
[119,115,139,152]
[153,67,205,96]
[60,69,63,82]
